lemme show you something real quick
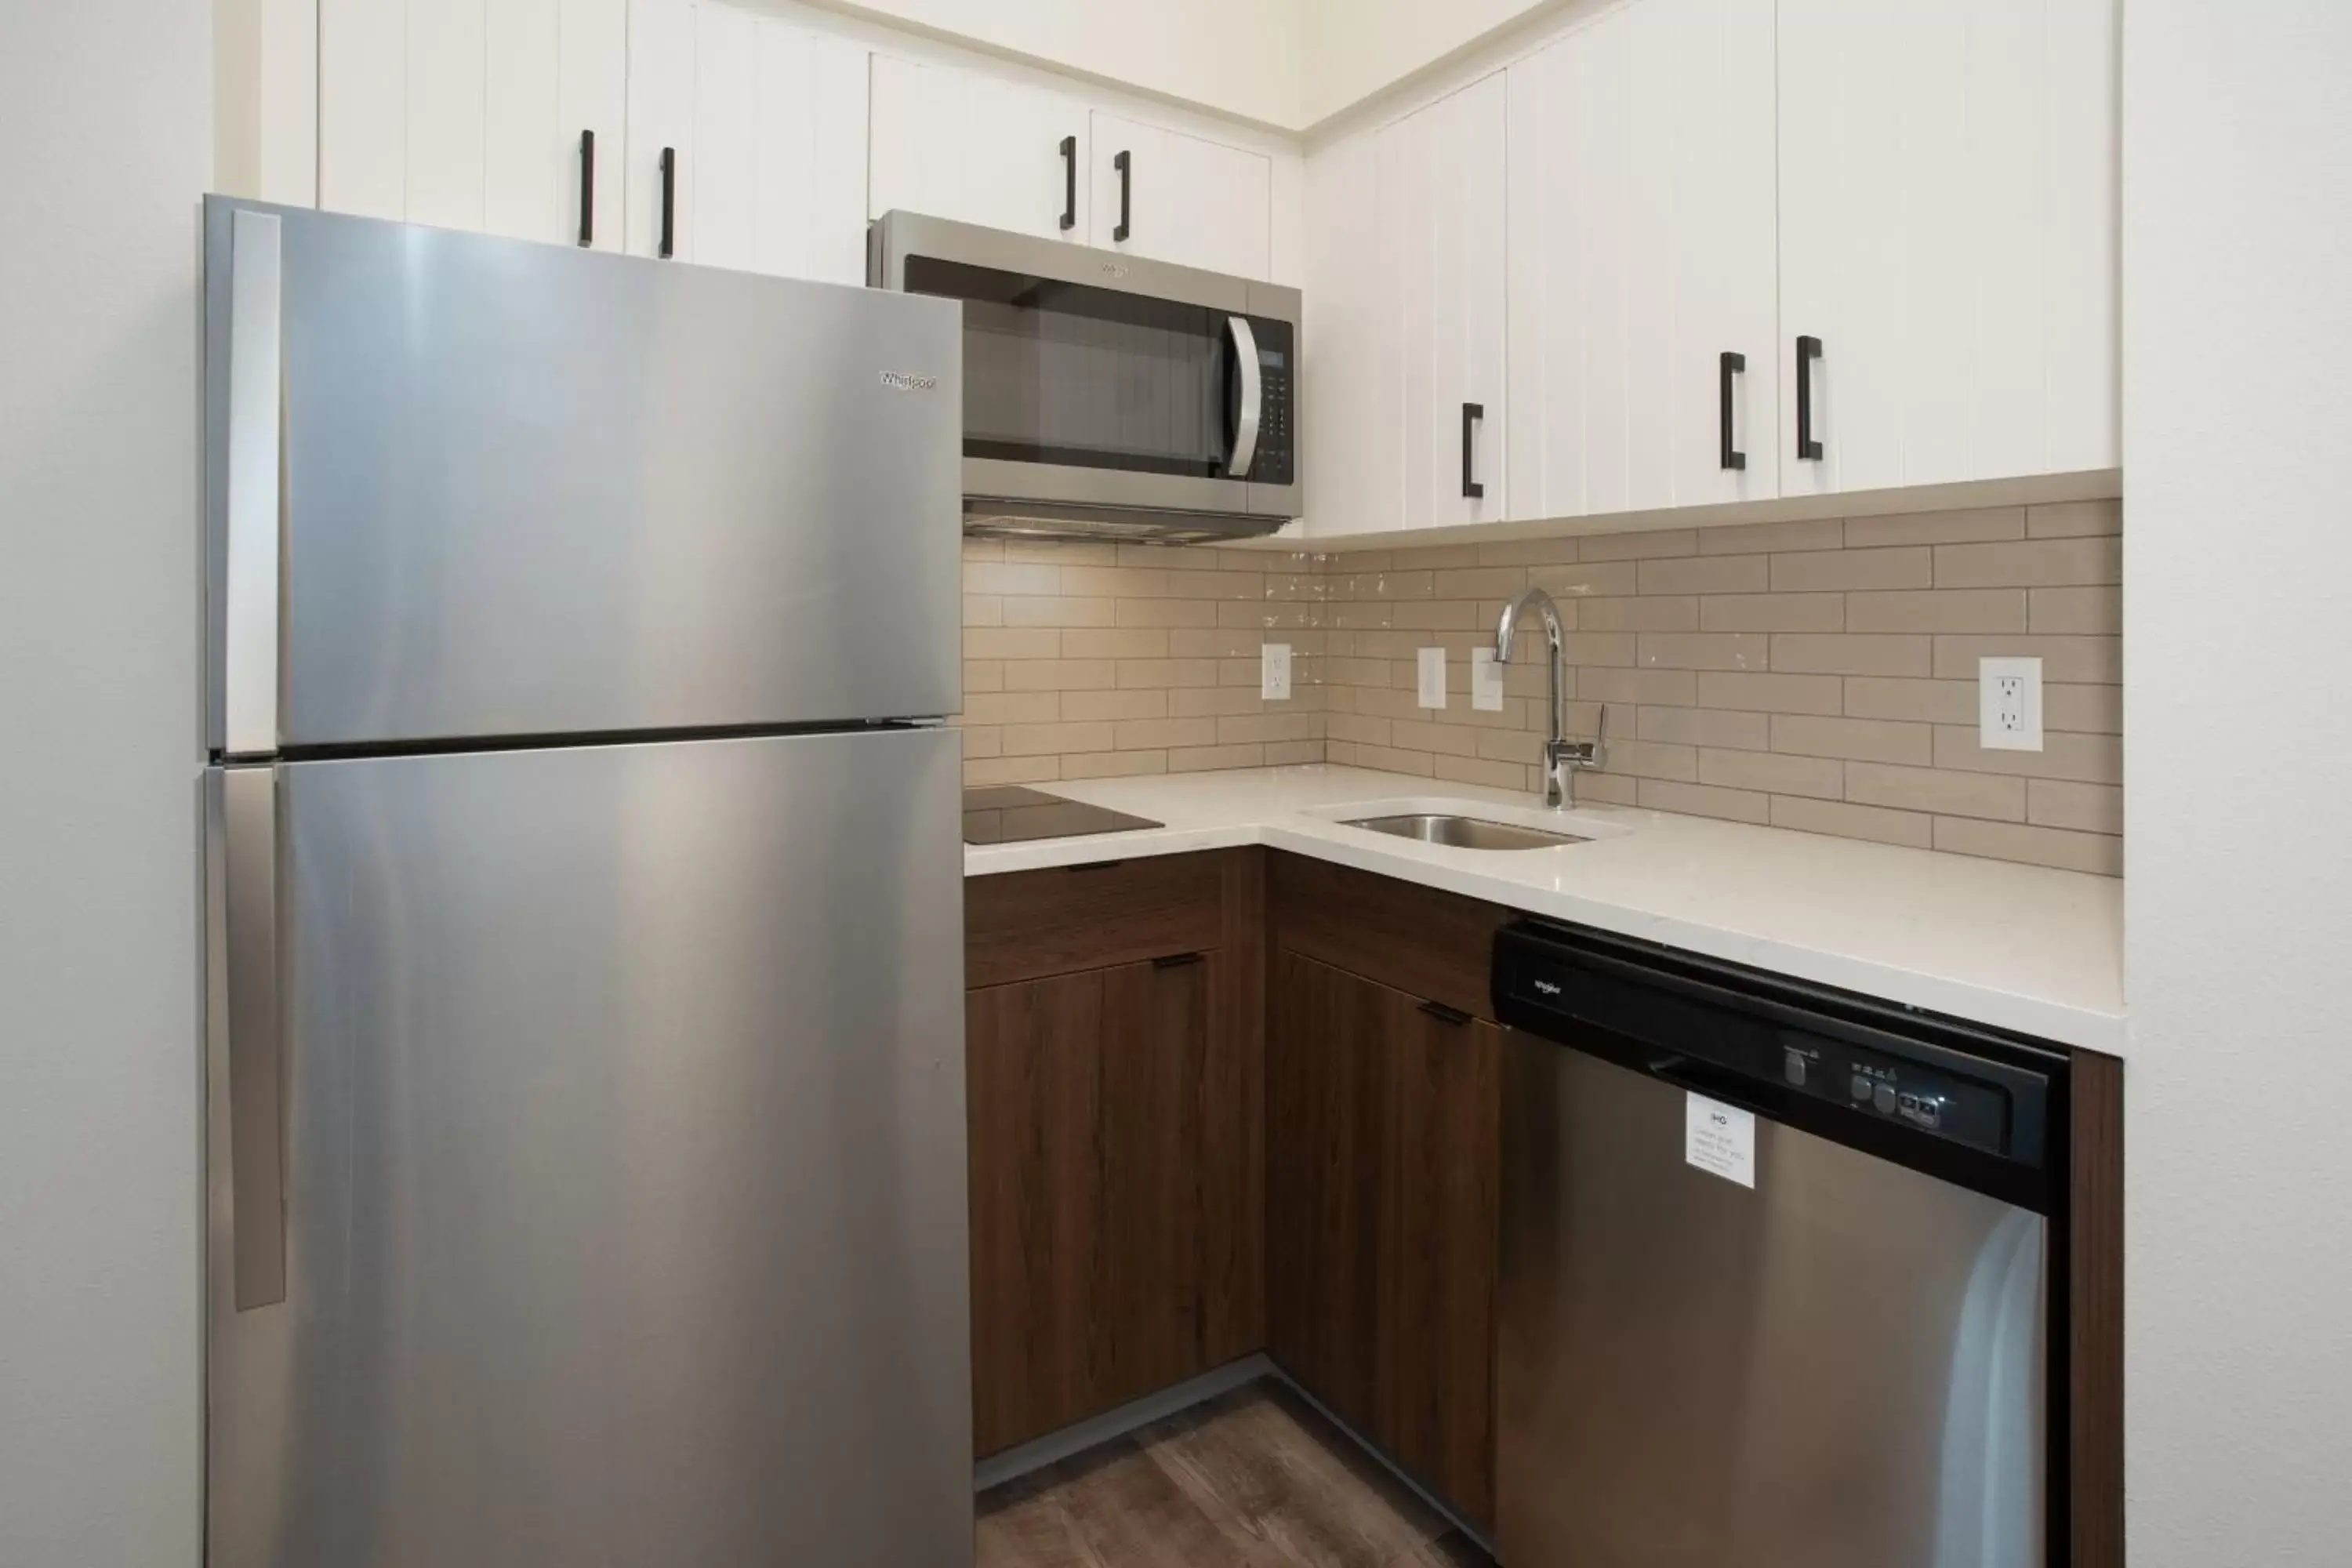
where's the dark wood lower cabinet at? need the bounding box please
[1268,949,1500,1530]
[968,953,1234,1456]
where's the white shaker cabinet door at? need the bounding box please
[554,0,629,251]
[405,0,489,231]
[1505,0,1777,524]
[1384,72,1508,531]
[624,0,695,260]
[686,0,758,269]
[481,0,626,250]
[692,8,869,284]
[319,0,410,220]
[1778,0,2119,496]
[1089,114,1273,281]
[483,0,562,241]
[748,28,869,285]
[1301,129,1399,537]
[869,54,1090,241]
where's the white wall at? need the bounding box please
[811,0,1307,127]
[0,2,209,1565]
[1297,0,1563,127]
[2122,2,2352,1562]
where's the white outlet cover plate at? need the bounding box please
[1979,656,2044,751]
[1417,647,1447,710]
[1469,648,1505,711]
[1261,641,1291,701]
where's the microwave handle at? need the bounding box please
[1227,315,1261,479]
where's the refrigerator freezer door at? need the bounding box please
[202,197,962,751]
[205,728,971,1568]
[1497,1031,2045,1568]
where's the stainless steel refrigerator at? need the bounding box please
[200,197,972,1568]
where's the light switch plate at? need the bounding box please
[1417,647,1447,710]
[1260,642,1291,701]
[1470,648,1505,711]
[1979,656,2044,751]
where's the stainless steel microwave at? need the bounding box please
[869,212,1301,543]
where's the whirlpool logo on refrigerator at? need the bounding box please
[879,370,938,393]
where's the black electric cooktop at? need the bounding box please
[961,786,1163,845]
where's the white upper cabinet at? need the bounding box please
[320,0,411,220]
[325,0,626,249]
[1505,0,1779,523]
[622,0,695,259]
[1777,0,2119,495]
[1384,72,1509,530]
[479,0,626,249]
[325,0,860,279]
[869,55,1091,241]
[1301,130,1398,536]
[677,5,870,283]
[1087,114,1273,280]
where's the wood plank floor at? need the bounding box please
[976,1378,1494,1568]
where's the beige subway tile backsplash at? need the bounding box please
[956,499,2123,876]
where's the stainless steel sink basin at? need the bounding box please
[1341,813,1592,851]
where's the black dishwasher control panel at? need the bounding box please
[1495,919,2062,1177]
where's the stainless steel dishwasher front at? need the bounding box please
[1492,920,2062,1568]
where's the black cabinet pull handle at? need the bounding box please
[1419,998,1472,1026]
[1719,350,1747,471]
[1461,402,1485,499]
[577,129,595,248]
[1152,951,1204,970]
[658,147,676,260]
[1795,335,1823,459]
[1059,135,1077,231]
[1112,149,1131,242]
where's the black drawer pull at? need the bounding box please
[1419,999,1472,1026]
[577,129,595,248]
[1065,859,1127,873]
[1059,135,1077,231]
[1461,402,1485,499]
[658,146,676,260]
[1795,334,1824,459]
[1112,149,1132,242]
[1153,952,1204,970]
[1719,350,1746,471]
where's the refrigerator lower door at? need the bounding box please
[202,196,962,753]
[205,728,971,1568]
[1497,1031,2045,1568]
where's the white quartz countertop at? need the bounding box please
[964,764,2125,1054]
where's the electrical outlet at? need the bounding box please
[1260,641,1292,701]
[1470,648,1505,711]
[1979,657,2044,751]
[1417,647,1448,710]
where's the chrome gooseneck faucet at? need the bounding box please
[1494,585,1608,808]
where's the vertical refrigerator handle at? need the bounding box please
[1227,315,1261,479]
[215,767,287,1310]
[223,208,282,759]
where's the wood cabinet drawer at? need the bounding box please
[966,851,1228,996]
[1270,852,1507,1022]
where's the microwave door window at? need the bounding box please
[906,257,1228,478]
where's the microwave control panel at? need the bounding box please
[1247,317,1294,486]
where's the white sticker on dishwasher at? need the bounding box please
[1685,1094,1755,1188]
